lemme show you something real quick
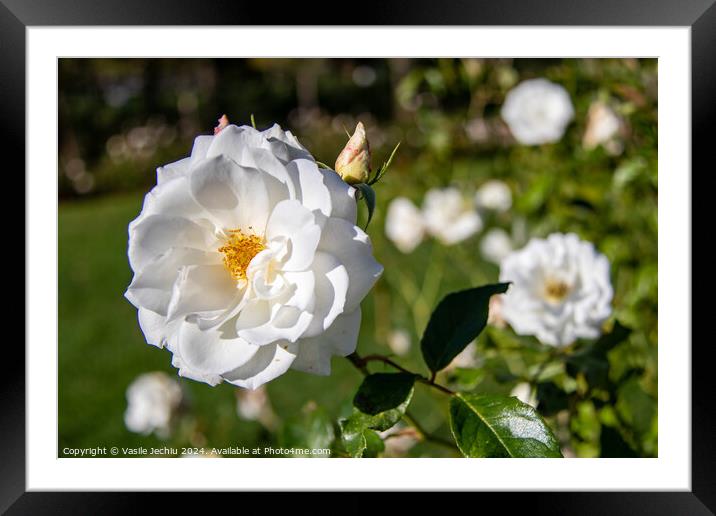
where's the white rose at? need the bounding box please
[499,233,613,347]
[501,78,574,145]
[124,372,182,437]
[125,123,383,389]
[236,385,276,430]
[422,187,483,245]
[236,385,268,421]
[475,180,512,213]
[582,101,622,150]
[387,328,411,356]
[385,197,425,253]
[480,228,513,264]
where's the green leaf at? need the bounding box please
[340,374,415,458]
[447,367,486,391]
[616,376,656,438]
[421,283,510,373]
[250,113,257,129]
[566,321,631,389]
[362,429,386,457]
[449,393,562,458]
[368,141,401,185]
[339,414,386,458]
[352,387,414,433]
[339,416,369,457]
[353,373,416,415]
[354,183,376,230]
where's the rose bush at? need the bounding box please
[125,123,383,389]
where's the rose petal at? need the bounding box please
[281,270,316,312]
[302,251,348,338]
[128,214,211,272]
[189,134,214,165]
[135,175,208,224]
[166,264,239,323]
[317,218,383,311]
[237,303,313,346]
[223,341,298,390]
[261,124,313,163]
[126,248,220,316]
[176,321,261,376]
[137,308,167,348]
[156,157,190,185]
[291,308,361,375]
[286,159,332,218]
[205,125,260,165]
[194,289,249,332]
[189,155,270,232]
[320,168,357,223]
[169,350,223,386]
[235,299,272,332]
[246,147,297,205]
[265,200,321,271]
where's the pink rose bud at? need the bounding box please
[335,122,371,184]
[214,114,230,135]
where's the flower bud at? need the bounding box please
[214,114,230,135]
[335,122,371,184]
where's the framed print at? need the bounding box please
[4,0,709,511]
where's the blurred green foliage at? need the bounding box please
[59,58,657,458]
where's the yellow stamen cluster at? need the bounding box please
[218,229,265,282]
[543,278,570,304]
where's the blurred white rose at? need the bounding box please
[125,123,383,389]
[474,180,512,213]
[378,424,420,457]
[385,197,425,253]
[124,372,182,438]
[422,187,483,245]
[487,294,506,329]
[236,385,268,421]
[480,228,513,264]
[583,101,623,152]
[501,78,574,145]
[387,328,411,356]
[236,385,278,429]
[447,341,478,370]
[499,233,613,347]
[510,382,538,408]
[464,117,490,143]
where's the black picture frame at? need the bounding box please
[5,0,708,512]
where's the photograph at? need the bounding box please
[57,57,658,459]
